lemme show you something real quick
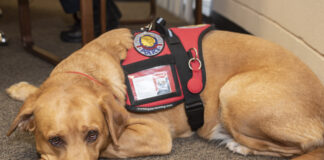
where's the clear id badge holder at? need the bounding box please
[125,63,181,107]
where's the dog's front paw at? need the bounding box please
[97,28,133,60]
[106,28,133,49]
[6,81,38,101]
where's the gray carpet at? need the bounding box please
[0,0,287,159]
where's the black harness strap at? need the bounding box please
[155,18,204,131]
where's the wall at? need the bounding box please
[212,0,324,84]
[156,0,195,23]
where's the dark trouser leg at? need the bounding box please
[60,0,121,43]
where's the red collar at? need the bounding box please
[66,71,104,86]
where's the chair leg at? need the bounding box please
[80,0,95,44]
[18,0,33,47]
[17,0,62,65]
[149,0,156,20]
[195,0,202,24]
[100,0,107,34]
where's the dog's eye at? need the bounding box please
[48,136,64,147]
[86,130,98,143]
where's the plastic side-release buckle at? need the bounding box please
[185,101,204,131]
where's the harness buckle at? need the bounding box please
[185,101,204,131]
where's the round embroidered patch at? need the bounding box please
[134,32,164,57]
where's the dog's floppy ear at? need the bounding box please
[7,90,40,136]
[100,93,129,147]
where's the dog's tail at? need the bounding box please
[6,81,38,101]
[292,146,324,160]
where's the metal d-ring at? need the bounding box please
[188,58,202,70]
[188,48,201,70]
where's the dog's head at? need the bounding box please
[7,78,129,160]
[7,28,134,159]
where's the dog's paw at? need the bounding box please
[108,28,133,49]
[225,141,251,156]
[6,81,38,101]
[99,28,133,60]
[210,124,251,156]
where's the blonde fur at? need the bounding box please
[7,28,324,160]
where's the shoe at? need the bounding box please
[60,20,82,43]
[60,21,114,43]
[0,31,8,46]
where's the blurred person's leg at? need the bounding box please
[59,0,121,43]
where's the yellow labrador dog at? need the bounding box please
[6,28,324,160]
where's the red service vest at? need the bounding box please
[122,24,213,112]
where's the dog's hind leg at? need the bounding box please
[208,124,253,156]
[217,69,324,157]
[208,123,301,157]
[6,81,38,101]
